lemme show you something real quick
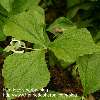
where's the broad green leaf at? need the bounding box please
[0,15,6,41]
[67,7,79,19]
[67,0,80,8]
[0,19,6,41]
[76,53,100,96]
[37,91,81,100]
[3,50,50,99]
[67,0,80,19]
[0,31,5,41]
[67,2,93,19]
[12,0,40,14]
[4,6,49,48]
[0,5,8,41]
[77,19,93,28]
[47,17,73,38]
[94,31,100,42]
[0,4,8,17]
[49,26,96,64]
[79,3,93,11]
[0,0,14,12]
[47,17,73,33]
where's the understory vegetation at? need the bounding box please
[0,0,100,100]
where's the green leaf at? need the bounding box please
[0,19,6,41]
[12,0,40,14]
[0,31,5,41]
[76,53,100,96]
[67,0,80,8]
[0,5,8,41]
[37,91,81,100]
[67,0,80,19]
[67,6,79,19]
[67,2,93,19]
[94,31,100,42]
[77,19,93,28]
[4,6,49,48]
[47,17,73,34]
[3,50,50,98]
[47,17,73,38]
[49,26,96,64]
[0,4,8,17]
[0,0,14,12]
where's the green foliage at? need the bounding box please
[76,53,100,96]
[0,18,6,41]
[95,31,100,42]
[0,0,100,99]
[11,0,40,14]
[0,0,40,13]
[0,31,5,41]
[48,20,96,63]
[3,13,100,99]
[67,2,93,19]
[67,0,80,8]
[0,0,14,12]
[0,0,41,41]
[0,5,8,41]
[4,6,49,48]
[3,50,50,98]
[47,17,73,36]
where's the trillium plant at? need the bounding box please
[0,0,100,100]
